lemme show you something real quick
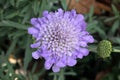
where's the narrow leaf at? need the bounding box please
[32,0,40,15]
[61,0,67,10]
[0,20,28,30]
[5,12,18,19]
[108,20,119,36]
[24,36,32,70]
[6,38,17,57]
[88,6,94,22]
[9,0,15,6]
[111,4,119,15]
[95,26,107,39]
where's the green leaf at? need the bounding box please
[33,75,39,80]
[28,72,34,80]
[32,62,37,73]
[115,38,120,44]
[108,20,119,36]
[65,72,76,76]
[111,4,119,16]
[16,0,26,8]
[95,26,107,39]
[5,12,18,19]
[88,6,94,22]
[35,68,46,77]
[4,1,11,9]
[39,0,46,17]
[20,5,30,14]
[87,21,98,34]
[104,16,118,22]
[0,20,28,30]
[0,9,4,20]
[39,0,51,17]
[9,0,15,6]
[61,0,67,10]
[6,38,17,57]
[32,0,40,15]
[24,36,32,70]
[9,30,26,39]
[0,67,4,78]
[111,37,120,45]
[22,11,31,24]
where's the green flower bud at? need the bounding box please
[97,40,112,58]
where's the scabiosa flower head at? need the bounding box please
[28,8,94,72]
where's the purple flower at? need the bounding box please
[28,8,94,72]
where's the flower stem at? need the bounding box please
[58,68,65,80]
[53,68,65,80]
[53,74,57,80]
[113,48,120,53]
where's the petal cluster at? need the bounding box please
[28,8,94,72]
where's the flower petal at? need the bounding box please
[52,65,60,72]
[31,18,41,28]
[31,18,37,25]
[44,58,53,70]
[83,35,94,43]
[78,53,83,59]
[79,48,89,56]
[71,9,76,17]
[56,60,66,68]
[79,41,87,47]
[28,27,39,34]
[76,14,84,21]
[32,51,41,59]
[58,8,63,15]
[67,57,77,66]
[43,10,49,17]
[30,42,40,48]
[64,11,70,19]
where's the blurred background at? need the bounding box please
[0,0,120,80]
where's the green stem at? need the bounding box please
[113,48,120,53]
[88,45,97,53]
[58,68,65,80]
[53,74,57,80]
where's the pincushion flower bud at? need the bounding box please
[97,40,112,58]
[28,8,94,72]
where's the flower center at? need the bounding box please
[42,19,79,57]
